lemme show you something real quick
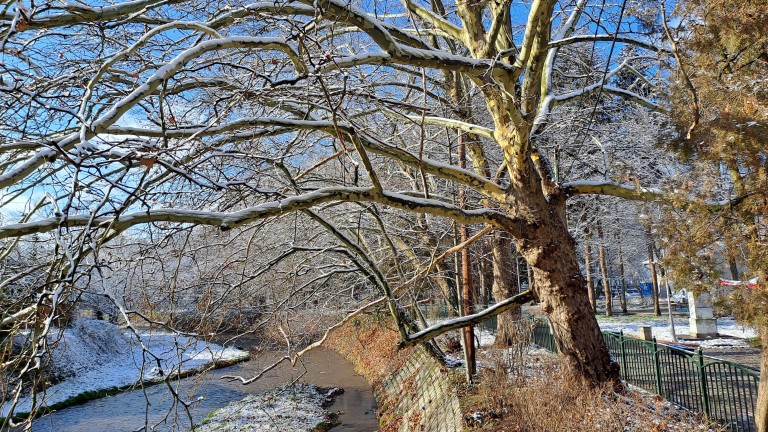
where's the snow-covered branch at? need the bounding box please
[383,111,495,139]
[398,290,534,348]
[323,48,517,77]
[0,305,37,329]
[563,180,666,202]
[2,0,173,29]
[401,0,465,44]
[563,180,753,212]
[0,187,520,240]
[546,62,660,111]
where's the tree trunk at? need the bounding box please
[460,224,476,381]
[597,220,612,317]
[584,241,596,311]
[517,223,620,386]
[492,233,521,347]
[527,263,534,292]
[457,131,476,383]
[647,234,661,316]
[617,230,627,314]
[506,173,619,385]
[583,226,596,312]
[452,227,462,315]
[480,240,494,307]
[482,88,618,386]
[756,323,768,432]
[660,266,678,343]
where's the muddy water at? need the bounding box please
[30,347,379,432]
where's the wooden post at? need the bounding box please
[458,131,476,382]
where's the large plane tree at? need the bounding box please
[0,0,678,415]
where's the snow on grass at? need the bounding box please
[477,328,496,347]
[597,315,758,348]
[1,319,249,418]
[196,384,340,432]
[432,312,756,353]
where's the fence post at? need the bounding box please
[697,349,710,417]
[619,330,627,380]
[653,337,663,396]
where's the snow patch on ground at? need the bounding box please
[477,328,496,347]
[196,384,340,432]
[597,316,757,348]
[430,326,498,368]
[1,319,249,418]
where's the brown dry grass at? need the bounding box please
[327,313,724,432]
[464,349,726,432]
[327,312,413,386]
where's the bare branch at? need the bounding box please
[549,35,669,53]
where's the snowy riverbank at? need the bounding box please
[1,319,250,418]
[196,384,343,432]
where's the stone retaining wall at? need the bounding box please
[376,345,463,432]
[328,316,464,432]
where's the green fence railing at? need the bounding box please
[531,320,759,431]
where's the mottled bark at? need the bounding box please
[507,164,619,385]
[517,216,620,386]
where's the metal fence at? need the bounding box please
[531,320,760,431]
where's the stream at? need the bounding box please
[30,345,379,432]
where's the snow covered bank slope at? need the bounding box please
[1,319,249,418]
